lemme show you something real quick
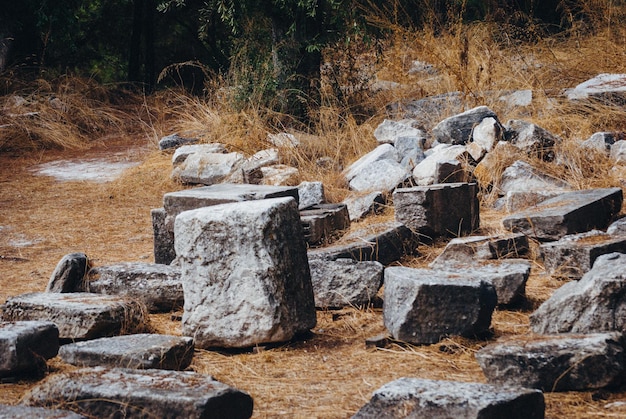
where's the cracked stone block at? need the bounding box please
[0,321,59,378]
[300,203,350,246]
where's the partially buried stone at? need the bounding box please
[46,253,90,293]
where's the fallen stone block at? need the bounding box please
[84,263,183,312]
[383,267,496,344]
[581,132,621,153]
[429,233,529,268]
[300,203,350,246]
[1,293,151,341]
[502,190,566,213]
[469,116,504,156]
[45,253,90,293]
[395,135,426,170]
[0,321,59,378]
[171,143,227,166]
[308,258,383,308]
[172,151,245,185]
[0,404,86,419]
[59,334,193,370]
[21,367,253,419]
[373,119,424,145]
[387,92,464,130]
[353,377,544,419]
[343,143,399,182]
[175,197,316,348]
[348,159,410,193]
[477,333,626,392]
[502,187,623,241]
[259,164,300,186]
[268,132,299,148]
[308,222,418,265]
[566,73,626,105]
[540,230,626,280]
[499,160,571,196]
[298,181,325,210]
[432,106,498,145]
[343,191,385,221]
[530,252,626,334]
[608,217,626,236]
[411,144,468,186]
[394,183,480,239]
[504,119,560,161]
[611,140,626,163]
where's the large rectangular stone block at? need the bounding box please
[0,321,59,378]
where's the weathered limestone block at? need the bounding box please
[84,263,182,312]
[499,160,570,196]
[348,159,410,193]
[476,333,626,392]
[432,106,499,145]
[394,183,480,239]
[611,140,626,163]
[566,73,626,105]
[608,217,626,236]
[1,293,151,340]
[429,233,529,268]
[0,404,86,419]
[467,116,504,161]
[308,258,383,308]
[373,119,424,145]
[268,132,299,148]
[45,253,90,293]
[259,164,300,186]
[0,321,59,378]
[412,144,468,186]
[530,253,626,334]
[503,190,566,213]
[298,181,325,210]
[151,207,175,264]
[171,151,245,185]
[308,222,418,265]
[343,143,399,182]
[383,267,496,344]
[504,120,560,160]
[59,334,194,370]
[300,203,350,246]
[171,143,227,166]
[226,148,280,184]
[540,230,626,280]
[175,197,316,348]
[387,92,463,130]
[353,377,545,419]
[502,187,623,241]
[22,367,253,419]
[343,191,385,222]
[581,132,620,153]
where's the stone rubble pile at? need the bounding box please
[2,73,626,417]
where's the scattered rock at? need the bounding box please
[151,207,175,265]
[429,233,529,268]
[158,133,198,150]
[387,92,463,130]
[298,181,325,210]
[171,143,227,166]
[258,164,299,186]
[300,203,350,246]
[268,132,299,148]
[499,160,571,195]
[412,144,469,186]
[395,135,426,170]
[172,151,245,185]
[348,159,410,193]
[607,217,626,236]
[0,404,86,419]
[373,119,425,146]
[0,321,59,378]
[45,253,90,293]
[581,132,621,153]
[610,140,626,163]
[566,73,626,105]
[343,191,385,222]
[343,144,400,182]
[504,119,560,161]
[432,106,498,145]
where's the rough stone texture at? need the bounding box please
[344,191,385,221]
[0,405,86,419]
[84,263,183,312]
[610,140,626,163]
[0,321,59,378]
[582,132,620,153]
[348,159,410,193]
[429,233,529,268]
[453,260,531,306]
[151,207,175,265]
[343,144,399,182]
[498,89,533,110]
[308,258,383,308]
[308,222,418,265]
[171,143,227,166]
[259,164,300,186]
[387,92,464,130]
[530,252,626,334]
[226,148,281,184]
[1,293,150,340]
[502,187,623,241]
[353,377,545,419]
[268,132,299,148]
[175,197,316,348]
[566,73,626,105]
[45,253,90,293]
[298,181,325,210]
[432,106,498,145]
[608,217,626,236]
[476,333,626,392]
[504,119,560,161]
[22,367,253,419]
[468,117,503,160]
[373,119,424,145]
[395,135,426,171]
[59,334,194,370]
[499,160,571,195]
[411,144,469,186]
[394,183,480,239]
[383,267,497,344]
[540,230,626,280]
[158,133,197,151]
[503,190,566,213]
[171,151,245,185]
[300,203,350,246]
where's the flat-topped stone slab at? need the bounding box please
[502,187,623,241]
[300,203,350,246]
[1,321,59,378]
[383,267,496,344]
[540,230,626,279]
[566,73,626,105]
[22,367,253,419]
[84,263,183,312]
[476,333,626,392]
[0,404,86,419]
[59,334,193,370]
[1,293,150,341]
[353,377,545,419]
[429,233,529,269]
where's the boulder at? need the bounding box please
[581,132,620,153]
[21,367,253,419]
[300,203,350,246]
[530,253,626,334]
[566,73,626,105]
[504,120,560,161]
[1,293,151,341]
[610,140,626,163]
[343,144,399,182]
[174,197,316,348]
[477,333,626,391]
[297,181,325,210]
[171,143,227,166]
[498,89,533,111]
[59,334,194,370]
[348,159,410,193]
[343,191,385,222]
[308,258,383,308]
[502,187,623,241]
[393,183,480,239]
[373,119,424,146]
[0,405,86,419]
[499,160,570,196]
[412,144,469,186]
[171,151,245,185]
[259,164,300,186]
[383,267,496,344]
[226,148,280,184]
[469,117,504,155]
[353,377,545,419]
[0,321,59,378]
[429,233,529,268]
[45,253,90,293]
[432,106,498,145]
[387,92,463,130]
[158,133,197,151]
[502,190,567,213]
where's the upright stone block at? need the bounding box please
[394,183,480,239]
[0,321,59,378]
[45,253,90,293]
[151,208,175,264]
[175,197,316,348]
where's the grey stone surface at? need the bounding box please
[84,263,183,312]
[477,333,626,392]
[383,267,496,344]
[151,207,175,264]
[268,132,299,148]
[298,181,325,210]
[540,230,626,280]
[373,119,424,145]
[396,135,426,170]
[530,252,626,334]
[0,405,86,419]
[610,140,626,163]
[309,258,383,308]
[412,144,468,186]
[608,217,626,236]
[300,203,350,246]
[469,116,503,156]
[45,253,90,293]
[503,190,566,213]
[343,144,400,182]
[566,73,626,105]
[387,92,464,130]
[498,89,533,110]
[226,148,281,184]
[353,377,545,419]
[0,321,59,378]
[343,191,385,221]
[22,367,253,419]
[308,222,418,265]
[499,160,571,195]
[171,151,245,185]
[581,132,620,153]
[432,106,498,145]
[429,233,529,268]
[175,197,316,348]
[504,119,560,161]
[348,159,410,193]
[502,187,623,241]
[171,143,227,166]
[158,133,197,151]
[394,183,480,239]
[59,334,194,370]
[1,293,150,340]
[259,164,300,186]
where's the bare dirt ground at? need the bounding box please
[1,138,626,418]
